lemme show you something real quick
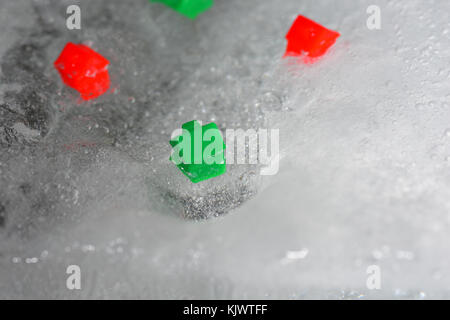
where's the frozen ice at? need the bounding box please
[1,0,450,299]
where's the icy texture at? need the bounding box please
[1,0,450,299]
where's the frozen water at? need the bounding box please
[1,0,450,299]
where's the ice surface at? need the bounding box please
[1,0,450,299]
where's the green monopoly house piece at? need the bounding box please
[151,0,214,19]
[170,120,226,183]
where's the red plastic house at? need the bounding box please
[54,42,110,100]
